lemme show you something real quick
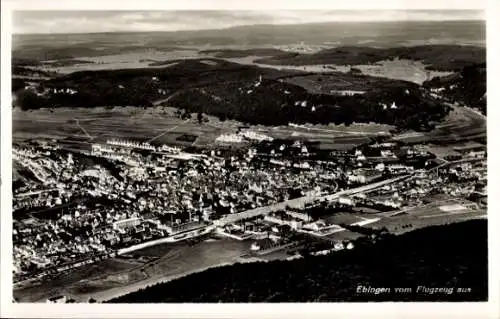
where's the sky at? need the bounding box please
[13,10,485,34]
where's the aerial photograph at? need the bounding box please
[10,9,487,303]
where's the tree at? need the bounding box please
[16,89,46,110]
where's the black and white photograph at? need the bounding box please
[0,0,498,317]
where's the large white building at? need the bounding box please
[113,217,142,231]
[216,133,243,143]
[107,139,156,151]
[239,130,273,142]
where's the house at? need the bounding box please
[388,164,414,174]
[348,174,367,184]
[113,217,142,231]
[381,150,395,158]
[285,210,312,222]
[264,215,303,230]
[338,197,354,206]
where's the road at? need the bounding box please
[287,123,389,136]
[75,119,94,140]
[15,188,59,198]
[146,119,190,143]
[152,90,184,106]
[428,156,486,173]
[216,175,410,226]
[216,155,486,226]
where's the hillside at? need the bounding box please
[13,58,448,131]
[167,78,446,130]
[423,63,486,113]
[255,45,486,72]
[13,20,485,60]
[199,48,288,58]
[110,219,488,303]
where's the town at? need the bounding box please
[12,130,487,288]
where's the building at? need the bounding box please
[302,220,343,233]
[113,217,142,231]
[466,150,486,158]
[337,197,354,206]
[285,210,312,222]
[239,130,273,142]
[216,134,243,143]
[387,165,414,174]
[381,150,395,158]
[348,174,367,184]
[164,221,205,234]
[264,215,303,230]
[331,90,366,96]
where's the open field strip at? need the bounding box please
[14,107,383,149]
[419,210,475,219]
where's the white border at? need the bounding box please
[2,0,489,11]
[1,0,499,318]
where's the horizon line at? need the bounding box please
[13,18,486,36]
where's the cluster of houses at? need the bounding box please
[216,129,274,144]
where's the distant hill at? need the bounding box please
[199,48,287,59]
[255,45,486,71]
[13,20,485,61]
[110,219,488,303]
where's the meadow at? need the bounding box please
[13,106,387,151]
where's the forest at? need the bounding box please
[13,59,449,131]
[110,219,488,302]
[255,45,486,72]
[423,63,486,114]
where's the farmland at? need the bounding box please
[13,106,388,151]
[225,57,453,85]
[391,105,486,144]
[254,45,486,72]
[13,101,485,152]
[277,69,417,94]
[13,107,230,148]
[367,198,486,235]
[13,239,257,303]
[34,50,203,74]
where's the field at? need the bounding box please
[228,58,452,85]
[332,59,454,84]
[279,70,414,94]
[13,239,255,303]
[368,198,486,235]
[15,104,480,153]
[323,212,368,225]
[391,105,486,144]
[35,50,202,74]
[13,107,226,147]
[13,106,386,151]
[14,258,142,302]
[254,45,485,72]
[424,145,463,159]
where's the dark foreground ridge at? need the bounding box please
[109,219,488,303]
